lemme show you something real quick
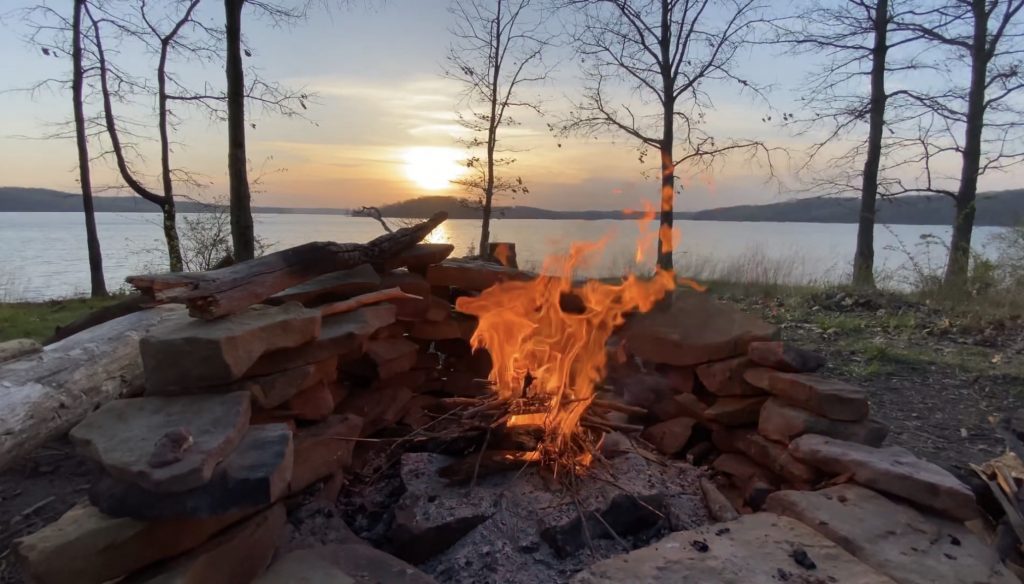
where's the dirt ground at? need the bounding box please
[0,288,1021,582]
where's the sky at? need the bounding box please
[0,0,1021,212]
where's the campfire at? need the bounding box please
[456,240,677,477]
[5,212,1006,584]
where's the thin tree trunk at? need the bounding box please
[853,0,890,289]
[72,0,107,297]
[944,0,988,291]
[480,0,502,257]
[157,30,184,272]
[656,0,675,272]
[225,0,255,262]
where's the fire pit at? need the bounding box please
[7,215,1014,584]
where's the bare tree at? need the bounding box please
[895,0,1024,290]
[84,1,215,272]
[773,0,926,288]
[444,0,549,256]
[72,0,108,296]
[561,0,776,271]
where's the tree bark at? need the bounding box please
[944,0,988,291]
[72,0,107,297]
[225,0,255,262]
[852,0,890,289]
[157,17,187,273]
[0,306,183,472]
[128,212,448,319]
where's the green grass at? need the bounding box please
[0,296,124,343]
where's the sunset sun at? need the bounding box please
[402,146,466,190]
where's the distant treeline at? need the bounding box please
[3,186,1023,226]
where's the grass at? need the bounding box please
[0,296,124,343]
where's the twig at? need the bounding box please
[573,496,597,556]
[10,496,55,525]
[582,415,644,434]
[470,427,492,494]
[591,399,648,417]
[591,509,631,552]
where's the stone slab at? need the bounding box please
[70,392,251,493]
[267,263,381,306]
[256,545,437,584]
[720,428,820,486]
[759,398,888,446]
[141,303,321,390]
[766,484,1017,584]
[622,291,779,366]
[572,512,897,583]
[703,396,767,426]
[121,503,286,584]
[763,372,870,421]
[641,417,697,455]
[286,381,336,421]
[426,259,533,291]
[290,414,364,493]
[88,424,293,520]
[696,357,766,396]
[246,304,396,376]
[13,503,251,584]
[747,341,825,373]
[337,385,414,436]
[789,434,979,521]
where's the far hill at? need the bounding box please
[3,186,1023,226]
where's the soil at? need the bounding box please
[0,439,98,584]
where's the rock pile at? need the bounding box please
[8,238,1010,584]
[12,243,540,584]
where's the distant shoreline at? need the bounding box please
[2,187,1022,227]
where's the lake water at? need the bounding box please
[0,212,1008,301]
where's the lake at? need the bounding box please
[0,212,1008,301]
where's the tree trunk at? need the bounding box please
[0,306,183,472]
[480,0,502,257]
[852,0,889,289]
[158,35,184,272]
[225,0,255,262]
[162,203,183,273]
[72,0,107,297]
[656,0,675,272]
[943,0,988,291]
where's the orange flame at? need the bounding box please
[628,201,658,264]
[455,240,678,465]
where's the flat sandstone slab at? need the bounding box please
[141,303,321,390]
[121,504,286,584]
[753,371,869,421]
[766,484,1017,584]
[572,512,896,584]
[70,391,251,493]
[13,503,251,584]
[789,434,978,520]
[88,423,293,520]
[759,398,887,446]
[256,545,437,584]
[622,291,779,366]
[246,304,397,376]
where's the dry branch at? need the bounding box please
[126,212,447,319]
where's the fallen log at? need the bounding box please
[127,212,448,320]
[0,305,185,472]
[318,287,422,318]
[44,294,151,345]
